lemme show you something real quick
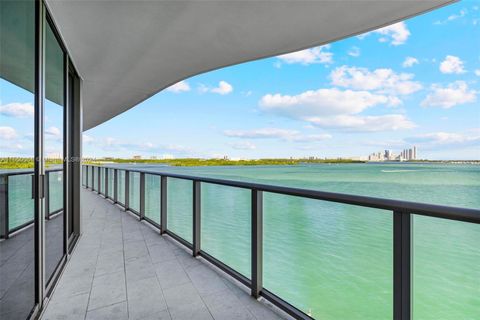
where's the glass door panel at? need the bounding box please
[44,18,65,284]
[0,0,37,318]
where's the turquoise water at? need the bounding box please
[3,170,63,229]
[6,163,480,318]
[116,163,480,320]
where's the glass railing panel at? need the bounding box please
[48,171,63,214]
[117,170,125,205]
[107,168,114,199]
[167,177,192,243]
[263,193,392,319]
[201,183,251,278]
[145,174,160,224]
[82,167,87,186]
[8,174,34,230]
[129,172,140,213]
[413,215,480,319]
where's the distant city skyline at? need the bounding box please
[368,146,418,162]
[1,1,479,160]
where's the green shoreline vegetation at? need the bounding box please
[1,157,364,169]
[0,158,64,169]
[2,157,479,169]
[88,158,366,166]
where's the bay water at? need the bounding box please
[6,163,480,319]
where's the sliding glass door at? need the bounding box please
[1,1,79,318]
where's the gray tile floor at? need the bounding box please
[42,189,286,320]
[0,213,64,320]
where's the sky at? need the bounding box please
[1,1,480,160]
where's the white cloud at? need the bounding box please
[348,46,360,57]
[307,114,415,132]
[330,66,422,95]
[291,134,333,142]
[164,144,191,153]
[259,87,415,132]
[434,9,467,25]
[224,128,331,142]
[0,102,34,118]
[439,55,466,74]
[474,69,480,76]
[199,81,233,95]
[408,132,474,144]
[225,128,298,139]
[376,22,410,45]
[260,88,399,119]
[166,80,190,93]
[405,131,480,150]
[83,134,94,144]
[421,81,476,108]
[211,81,233,95]
[0,141,26,154]
[45,126,61,137]
[359,22,410,45]
[0,126,18,140]
[229,141,256,150]
[402,57,419,68]
[96,137,192,155]
[277,45,333,65]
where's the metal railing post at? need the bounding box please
[90,166,93,190]
[193,180,201,256]
[114,169,118,203]
[251,189,263,298]
[101,168,104,195]
[140,172,145,220]
[85,165,88,188]
[394,210,412,320]
[125,170,130,211]
[92,166,95,191]
[0,175,9,239]
[45,171,50,220]
[160,176,167,234]
[105,168,109,198]
[97,167,102,194]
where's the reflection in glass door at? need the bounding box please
[0,0,37,319]
[44,17,65,285]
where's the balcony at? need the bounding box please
[12,165,471,319]
[41,187,283,320]
[5,1,473,319]
[1,165,479,319]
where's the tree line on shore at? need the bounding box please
[0,157,364,169]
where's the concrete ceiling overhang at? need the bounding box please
[44,0,454,131]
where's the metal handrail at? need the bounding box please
[85,164,480,224]
[0,168,62,176]
[0,168,64,239]
[82,164,480,320]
